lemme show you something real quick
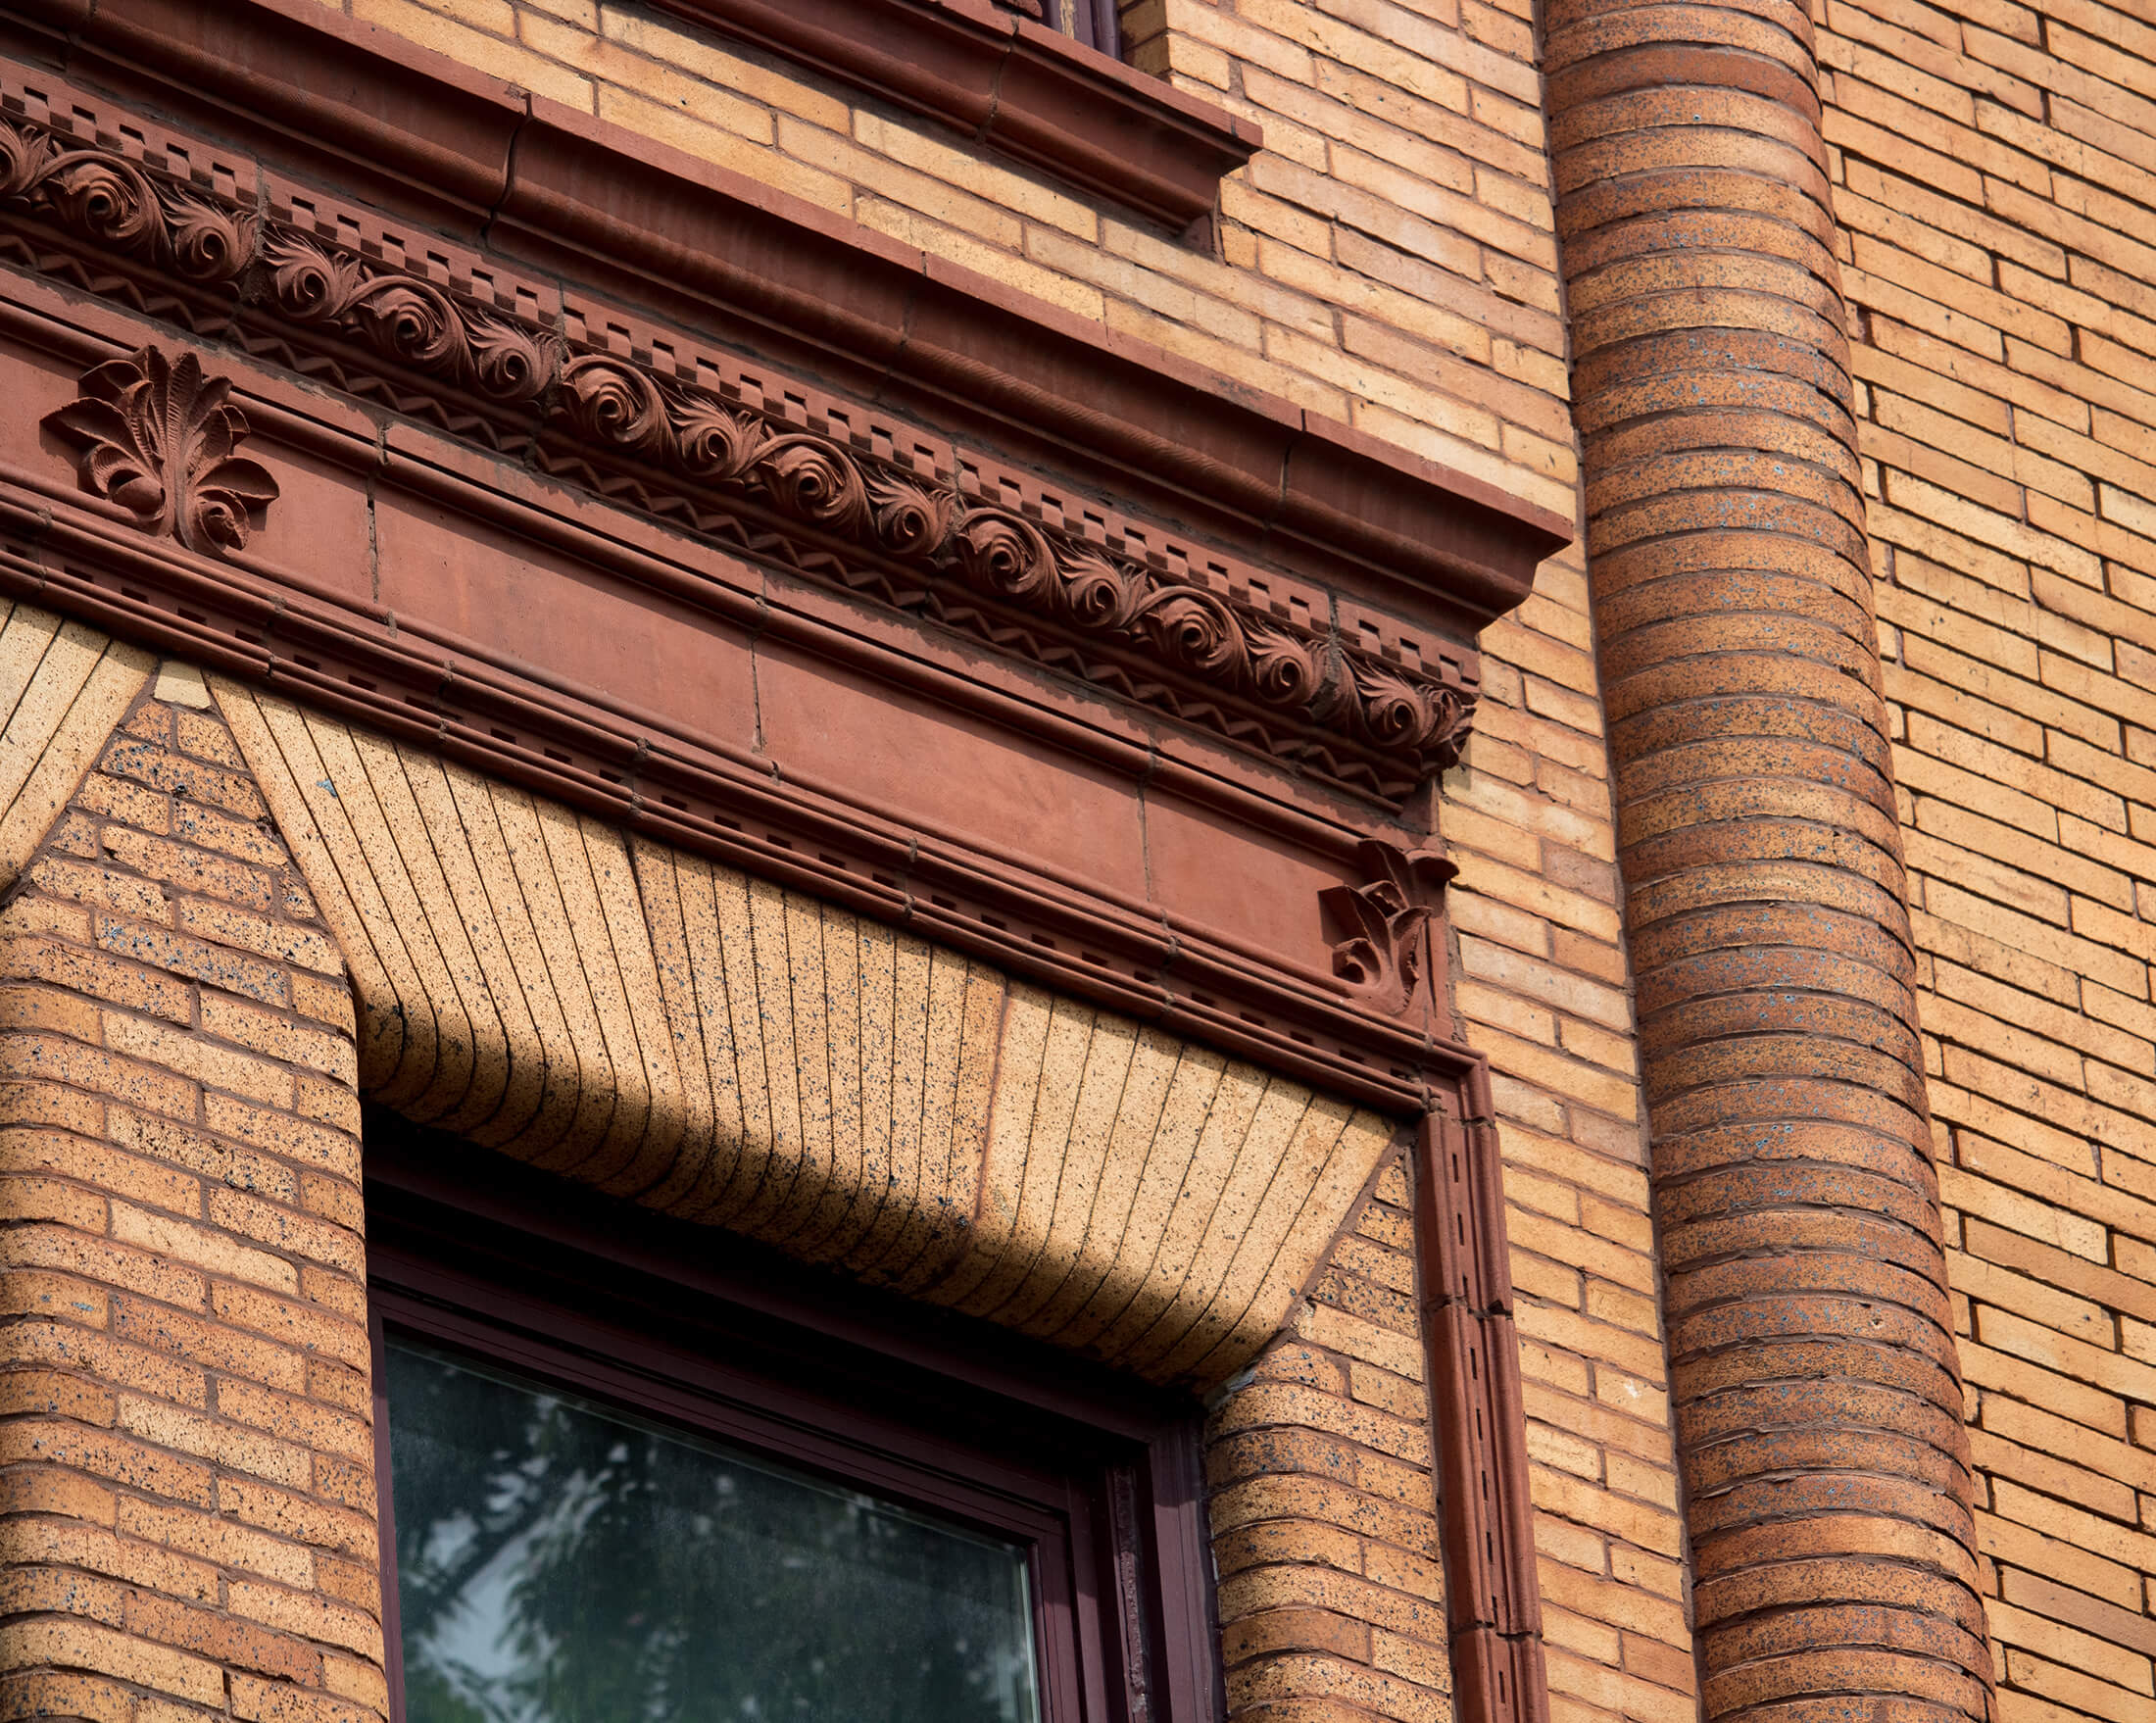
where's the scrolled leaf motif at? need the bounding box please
[157,184,255,282]
[41,151,160,254]
[0,121,53,201]
[462,309,559,402]
[0,120,253,284]
[1346,661,1462,763]
[1134,587,1248,681]
[670,396,763,484]
[264,229,366,322]
[1246,622,1325,710]
[756,435,870,535]
[344,276,466,376]
[1054,546,1141,631]
[266,230,554,401]
[952,510,1054,605]
[558,355,670,457]
[42,345,279,557]
[866,469,952,558]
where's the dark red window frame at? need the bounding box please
[364,1117,1224,1723]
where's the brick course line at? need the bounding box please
[1543,2,1996,1718]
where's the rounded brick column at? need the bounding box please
[1543,4,1996,1720]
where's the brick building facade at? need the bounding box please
[0,0,2142,1721]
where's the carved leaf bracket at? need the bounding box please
[0,108,1481,798]
[1320,838,1456,1015]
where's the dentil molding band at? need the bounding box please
[1545,1,1995,1719]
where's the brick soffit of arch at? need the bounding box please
[0,610,1397,1390]
[220,674,1414,1394]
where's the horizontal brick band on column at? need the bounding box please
[1544,2,1996,1720]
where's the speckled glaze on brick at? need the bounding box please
[1544,3,1996,1718]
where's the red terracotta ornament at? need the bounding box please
[0,103,1501,797]
[43,346,280,557]
[0,120,253,282]
[1318,838,1456,1013]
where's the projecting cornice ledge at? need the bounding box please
[7,0,1568,635]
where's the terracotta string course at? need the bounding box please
[1544,1,1996,1720]
[3,0,1568,623]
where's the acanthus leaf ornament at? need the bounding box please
[558,353,671,455]
[755,434,871,535]
[953,509,1056,604]
[866,470,951,558]
[1319,839,1457,1015]
[43,346,280,557]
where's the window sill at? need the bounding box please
[647,0,1263,229]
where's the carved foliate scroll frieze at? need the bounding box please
[0,105,1480,795]
[1320,838,1456,1014]
[42,346,279,556]
[0,120,253,283]
[261,224,1470,774]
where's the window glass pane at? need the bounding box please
[384,1334,1043,1723]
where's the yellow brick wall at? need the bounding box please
[1820,0,2156,1718]
[306,7,1690,1723]
[0,678,380,1723]
[1209,1153,1457,1719]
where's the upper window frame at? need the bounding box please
[637,0,1263,229]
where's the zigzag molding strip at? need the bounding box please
[0,100,1477,801]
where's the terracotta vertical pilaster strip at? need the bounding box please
[1542,4,1995,1720]
[1416,1078,1547,1723]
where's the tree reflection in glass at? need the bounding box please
[383,1336,1042,1723]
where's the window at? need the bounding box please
[636,0,1259,230]
[1021,0,1120,56]
[366,1118,1222,1723]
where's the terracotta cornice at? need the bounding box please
[0,272,1492,1116]
[640,0,1262,229]
[9,0,1567,638]
[0,81,1495,801]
